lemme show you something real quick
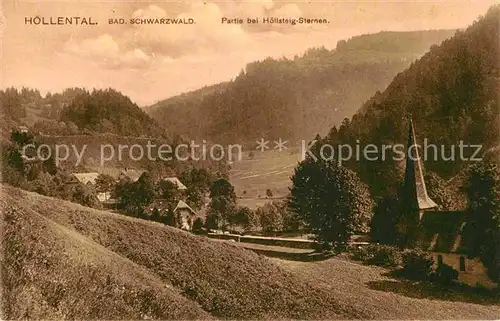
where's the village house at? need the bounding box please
[162,177,187,190]
[174,200,197,230]
[398,118,494,288]
[144,176,195,229]
[118,168,146,182]
[72,172,113,203]
[146,199,197,230]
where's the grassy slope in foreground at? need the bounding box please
[273,258,500,320]
[2,185,500,319]
[1,205,211,319]
[0,185,353,320]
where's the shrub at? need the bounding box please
[431,263,459,286]
[366,245,402,267]
[349,244,402,267]
[192,217,204,234]
[401,249,434,281]
[370,195,402,245]
[349,245,374,262]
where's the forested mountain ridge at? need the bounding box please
[59,88,166,137]
[323,6,500,197]
[147,29,456,144]
[60,89,167,137]
[0,87,168,139]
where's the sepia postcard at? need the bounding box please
[0,0,499,319]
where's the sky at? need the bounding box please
[0,0,496,106]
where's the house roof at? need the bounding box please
[119,169,145,182]
[145,199,197,216]
[163,177,187,190]
[402,118,438,210]
[174,200,196,215]
[73,172,100,185]
[146,199,172,213]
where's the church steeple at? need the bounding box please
[402,117,437,218]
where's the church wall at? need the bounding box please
[429,252,496,289]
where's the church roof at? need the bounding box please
[402,118,438,210]
[400,119,468,254]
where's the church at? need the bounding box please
[398,118,494,288]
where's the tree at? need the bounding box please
[135,172,158,207]
[180,168,212,210]
[1,137,27,188]
[192,217,204,234]
[206,196,235,232]
[463,162,500,282]
[115,180,136,210]
[157,179,180,206]
[51,170,77,200]
[424,171,454,210]
[210,178,236,200]
[242,207,260,233]
[279,200,302,232]
[370,192,403,245]
[228,206,251,230]
[1,87,25,120]
[72,183,101,209]
[204,214,218,231]
[207,179,236,231]
[11,130,34,148]
[257,202,284,236]
[289,158,374,252]
[164,207,176,227]
[30,172,57,197]
[151,207,161,223]
[115,172,157,216]
[6,148,25,174]
[185,187,206,211]
[42,154,58,175]
[95,174,116,194]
